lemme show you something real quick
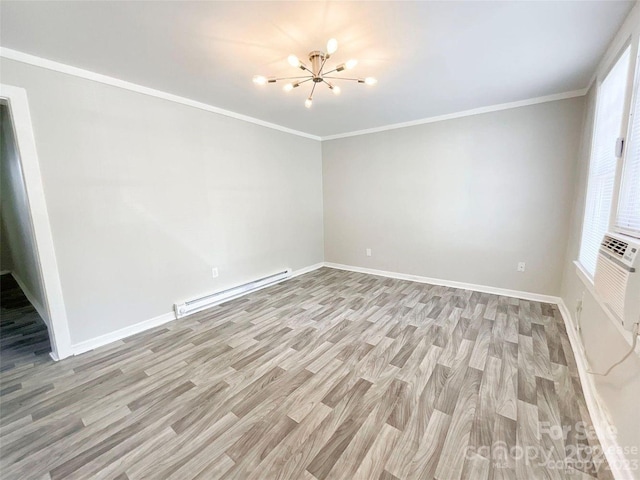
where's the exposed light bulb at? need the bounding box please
[288,54,300,67]
[253,75,267,85]
[332,85,341,95]
[305,97,313,108]
[365,77,378,85]
[283,83,293,92]
[345,59,358,70]
[327,38,338,54]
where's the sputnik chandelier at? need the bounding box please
[252,38,377,108]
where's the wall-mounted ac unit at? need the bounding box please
[594,232,640,331]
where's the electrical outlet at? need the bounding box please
[366,248,372,257]
[212,267,219,278]
[517,262,526,272]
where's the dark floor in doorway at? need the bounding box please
[0,274,51,374]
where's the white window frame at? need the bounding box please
[578,41,635,279]
[613,41,640,239]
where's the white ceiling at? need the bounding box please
[0,1,634,137]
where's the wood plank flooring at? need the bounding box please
[0,268,612,479]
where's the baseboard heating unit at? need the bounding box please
[174,268,292,318]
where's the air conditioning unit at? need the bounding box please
[594,232,640,331]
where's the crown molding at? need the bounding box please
[0,47,322,141]
[320,88,588,141]
[2,47,589,143]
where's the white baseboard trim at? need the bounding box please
[291,262,325,278]
[556,299,633,480]
[0,269,12,275]
[69,261,325,356]
[71,311,177,356]
[10,272,50,329]
[323,262,561,304]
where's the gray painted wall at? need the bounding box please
[323,97,585,295]
[0,104,48,321]
[560,86,640,471]
[1,58,324,345]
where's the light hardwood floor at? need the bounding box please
[0,268,611,479]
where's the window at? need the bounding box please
[615,53,640,238]
[579,47,631,276]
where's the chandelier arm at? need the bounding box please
[322,67,339,76]
[319,56,329,76]
[271,75,314,81]
[298,62,314,75]
[322,79,334,88]
[323,76,362,81]
[309,81,318,100]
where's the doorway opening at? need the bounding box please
[1,101,54,366]
[0,86,72,360]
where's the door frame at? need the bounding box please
[1,84,72,360]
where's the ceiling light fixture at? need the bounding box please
[252,38,376,108]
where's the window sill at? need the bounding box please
[574,260,595,292]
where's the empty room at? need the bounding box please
[1,1,640,479]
